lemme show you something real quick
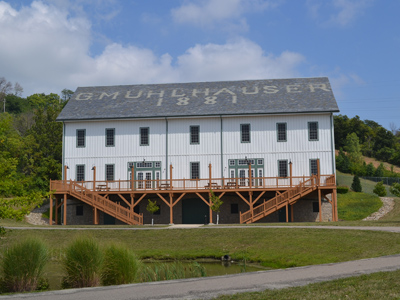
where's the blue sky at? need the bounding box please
[0,0,399,130]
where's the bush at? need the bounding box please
[373,181,387,197]
[62,237,103,288]
[351,175,362,192]
[138,262,207,282]
[390,183,400,197]
[337,186,349,194]
[1,238,48,293]
[101,244,141,286]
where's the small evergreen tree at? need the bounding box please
[351,175,362,192]
[365,163,375,177]
[390,183,400,197]
[373,181,387,197]
[146,199,160,226]
[375,163,385,178]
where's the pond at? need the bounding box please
[46,259,268,291]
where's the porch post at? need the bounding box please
[289,161,293,187]
[248,162,252,188]
[92,166,96,191]
[131,166,134,190]
[317,159,320,186]
[170,164,173,188]
[318,189,322,222]
[209,163,212,187]
[63,193,67,225]
[291,204,294,222]
[286,203,289,223]
[209,190,213,224]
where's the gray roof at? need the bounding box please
[57,77,339,121]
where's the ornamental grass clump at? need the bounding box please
[101,244,141,286]
[138,261,206,282]
[62,237,103,289]
[1,238,48,293]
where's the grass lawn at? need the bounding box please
[213,269,400,300]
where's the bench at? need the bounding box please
[204,183,221,189]
[159,183,171,190]
[96,185,110,191]
[224,182,237,189]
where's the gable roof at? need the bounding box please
[57,77,339,121]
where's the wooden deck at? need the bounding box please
[50,172,337,225]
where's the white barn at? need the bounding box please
[50,77,339,225]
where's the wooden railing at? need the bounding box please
[51,174,336,193]
[240,175,320,224]
[52,180,143,225]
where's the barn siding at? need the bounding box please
[64,113,334,181]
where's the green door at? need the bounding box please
[104,213,116,225]
[278,207,291,222]
[182,198,209,224]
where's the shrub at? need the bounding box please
[351,175,362,192]
[337,186,349,194]
[138,262,207,282]
[390,183,400,197]
[62,237,103,288]
[1,238,48,293]
[373,181,387,197]
[101,244,140,286]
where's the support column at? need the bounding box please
[286,203,289,223]
[93,207,99,225]
[289,161,293,187]
[131,166,134,190]
[249,191,253,222]
[55,198,59,225]
[170,164,173,188]
[248,162,252,188]
[209,163,212,187]
[318,189,322,222]
[317,159,321,186]
[333,188,338,221]
[63,194,67,225]
[49,195,53,226]
[290,204,294,222]
[209,190,213,224]
[169,193,174,225]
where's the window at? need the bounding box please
[140,127,149,146]
[238,159,254,166]
[310,159,318,175]
[76,206,83,216]
[106,128,115,147]
[308,122,318,141]
[229,160,235,166]
[137,162,153,168]
[257,159,263,165]
[76,165,85,181]
[258,169,263,186]
[191,162,200,179]
[231,203,239,214]
[190,126,200,144]
[155,162,161,168]
[230,169,235,179]
[76,129,86,147]
[313,202,319,213]
[241,124,250,143]
[277,123,287,142]
[106,164,114,181]
[278,160,288,177]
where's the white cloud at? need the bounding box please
[0,1,305,96]
[171,0,280,29]
[307,0,373,27]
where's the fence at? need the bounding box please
[361,177,400,186]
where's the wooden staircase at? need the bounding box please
[61,181,143,225]
[240,176,319,224]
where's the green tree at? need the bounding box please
[390,183,400,197]
[373,181,387,197]
[146,199,160,226]
[365,163,375,177]
[351,175,362,192]
[210,190,223,225]
[336,148,350,173]
[61,89,74,102]
[344,133,363,166]
[27,93,61,110]
[375,163,385,178]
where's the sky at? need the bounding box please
[0,0,399,130]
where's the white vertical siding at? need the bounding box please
[64,113,334,181]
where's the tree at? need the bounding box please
[210,190,223,225]
[0,77,12,113]
[61,89,74,102]
[351,175,362,192]
[336,148,350,173]
[373,181,387,197]
[390,183,400,197]
[146,199,159,226]
[365,163,375,177]
[375,163,386,178]
[344,133,363,166]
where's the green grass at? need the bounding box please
[212,269,400,300]
[337,191,382,220]
[1,238,48,293]
[336,171,397,197]
[2,228,400,270]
